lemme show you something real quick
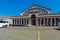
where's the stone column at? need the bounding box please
[16,19,18,25]
[18,19,19,25]
[40,18,42,26]
[19,19,21,24]
[23,19,24,25]
[23,19,25,25]
[25,19,26,25]
[15,19,17,25]
[29,18,31,25]
[14,19,16,26]
[36,18,38,26]
[25,19,27,25]
[22,19,23,25]
[50,18,52,26]
[54,18,56,26]
[15,19,16,25]
[47,18,48,26]
[17,19,18,25]
[26,19,27,25]
[21,19,22,25]
[14,19,16,25]
[43,18,45,26]
[13,19,14,25]
[24,19,25,25]
[19,19,20,25]
[27,19,29,24]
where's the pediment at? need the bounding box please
[29,5,40,9]
[28,4,51,10]
[21,4,51,16]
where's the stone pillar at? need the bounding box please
[24,19,26,25]
[24,19,25,25]
[13,19,14,25]
[21,19,22,25]
[17,19,19,25]
[17,19,18,25]
[43,18,45,26]
[54,18,56,26]
[40,18,42,26]
[23,19,24,25]
[29,18,31,25]
[16,19,17,26]
[19,19,21,24]
[50,18,52,26]
[19,19,20,25]
[22,19,23,25]
[25,19,27,25]
[14,20,15,25]
[16,19,17,25]
[36,18,38,26]
[17,19,20,25]
[25,19,26,25]
[47,18,48,26]
[15,19,16,25]
[27,19,29,24]
[14,19,16,26]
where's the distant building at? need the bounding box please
[11,4,60,26]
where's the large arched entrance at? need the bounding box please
[31,14,36,25]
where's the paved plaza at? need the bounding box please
[0,26,60,40]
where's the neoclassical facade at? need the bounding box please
[11,4,60,26]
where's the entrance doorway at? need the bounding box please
[31,14,36,25]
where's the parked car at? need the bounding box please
[0,21,9,28]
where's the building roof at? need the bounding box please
[30,4,51,10]
[21,4,51,13]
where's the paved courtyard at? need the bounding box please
[0,26,60,40]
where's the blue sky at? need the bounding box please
[0,0,60,16]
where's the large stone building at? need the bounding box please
[11,4,60,26]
